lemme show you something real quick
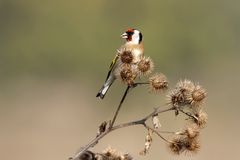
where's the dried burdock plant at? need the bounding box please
[169,134,200,155]
[168,124,201,155]
[115,64,138,86]
[120,49,134,64]
[70,55,208,160]
[137,56,154,75]
[192,109,208,128]
[189,84,207,107]
[102,147,132,160]
[167,79,207,116]
[167,79,195,107]
[149,73,168,92]
[183,124,200,139]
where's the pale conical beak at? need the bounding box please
[121,32,128,39]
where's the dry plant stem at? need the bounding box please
[134,82,149,85]
[144,124,171,143]
[71,106,175,160]
[110,86,131,128]
[159,131,176,134]
[110,82,149,128]
[179,109,198,120]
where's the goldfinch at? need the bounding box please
[96,29,144,99]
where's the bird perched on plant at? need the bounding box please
[96,29,144,99]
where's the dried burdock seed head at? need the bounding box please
[137,56,154,75]
[167,79,206,108]
[190,84,207,107]
[152,114,161,129]
[185,138,200,153]
[118,64,137,86]
[102,146,128,160]
[103,146,119,157]
[149,73,168,92]
[120,49,133,64]
[176,79,195,93]
[175,80,195,105]
[103,147,133,160]
[169,136,186,155]
[193,110,208,128]
[167,89,187,107]
[176,80,207,108]
[140,130,153,156]
[183,124,200,139]
[169,135,200,155]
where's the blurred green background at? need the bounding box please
[0,0,239,160]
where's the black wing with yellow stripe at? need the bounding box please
[105,54,119,82]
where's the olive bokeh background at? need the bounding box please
[0,0,239,160]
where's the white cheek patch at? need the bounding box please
[131,31,140,44]
[132,35,139,44]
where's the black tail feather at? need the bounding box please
[96,91,105,99]
[96,77,115,100]
[96,86,106,99]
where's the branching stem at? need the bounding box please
[71,106,174,160]
[109,81,150,128]
[70,82,175,160]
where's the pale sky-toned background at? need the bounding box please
[0,0,239,160]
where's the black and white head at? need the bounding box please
[121,28,143,44]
